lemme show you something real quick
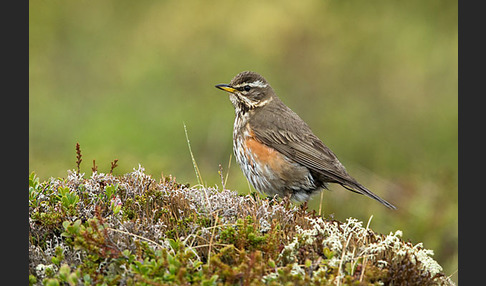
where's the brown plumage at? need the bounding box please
[216,71,396,209]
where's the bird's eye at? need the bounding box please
[244,85,251,91]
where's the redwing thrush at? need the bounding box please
[215,71,396,209]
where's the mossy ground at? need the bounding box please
[29,166,454,285]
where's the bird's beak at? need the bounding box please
[215,84,237,93]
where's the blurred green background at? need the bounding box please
[29,0,457,282]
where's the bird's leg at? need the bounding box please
[300,201,308,212]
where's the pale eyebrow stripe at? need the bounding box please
[233,80,268,88]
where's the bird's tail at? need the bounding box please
[342,182,397,210]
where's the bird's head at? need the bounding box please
[215,71,275,112]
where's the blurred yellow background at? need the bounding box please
[29,0,457,282]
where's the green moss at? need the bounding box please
[219,226,237,244]
[31,211,63,227]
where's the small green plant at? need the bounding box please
[29,172,41,208]
[29,274,37,286]
[61,219,82,239]
[58,186,80,214]
[50,246,64,266]
[104,183,118,200]
[40,264,80,286]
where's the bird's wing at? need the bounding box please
[249,103,354,185]
[251,123,353,185]
[249,104,397,209]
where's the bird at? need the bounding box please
[215,71,396,209]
